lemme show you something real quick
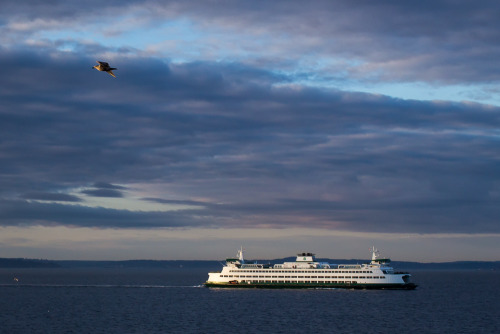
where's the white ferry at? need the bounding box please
[205,247,417,289]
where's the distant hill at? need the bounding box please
[270,257,500,271]
[0,258,60,268]
[55,259,221,269]
[1,257,499,270]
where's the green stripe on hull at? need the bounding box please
[204,282,417,290]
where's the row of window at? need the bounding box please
[222,275,385,279]
[230,270,374,274]
[240,280,356,284]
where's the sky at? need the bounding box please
[1,0,500,262]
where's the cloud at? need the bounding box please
[1,21,500,235]
[20,192,82,202]
[0,199,208,228]
[1,0,500,86]
[142,197,210,207]
[92,182,127,190]
[79,182,127,197]
[81,189,124,198]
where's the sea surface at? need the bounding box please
[0,268,499,334]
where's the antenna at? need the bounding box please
[238,246,245,263]
[371,246,380,260]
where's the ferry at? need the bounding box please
[204,247,417,289]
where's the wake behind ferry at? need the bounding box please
[205,247,417,289]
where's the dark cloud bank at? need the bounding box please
[0,45,499,234]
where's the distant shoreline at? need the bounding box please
[1,257,499,270]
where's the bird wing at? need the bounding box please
[107,70,116,78]
[97,61,110,66]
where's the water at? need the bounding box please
[0,268,499,333]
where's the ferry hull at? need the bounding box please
[204,282,417,290]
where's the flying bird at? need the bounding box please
[92,61,117,77]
